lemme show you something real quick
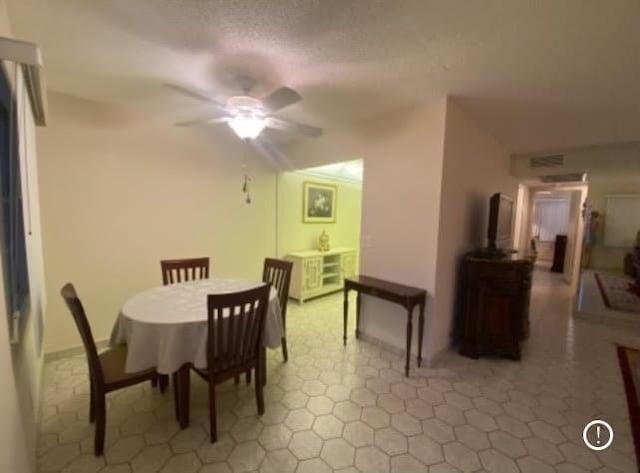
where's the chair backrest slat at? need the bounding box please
[262,258,293,323]
[60,283,105,387]
[161,257,210,286]
[207,285,270,373]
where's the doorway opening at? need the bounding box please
[514,184,587,287]
[276,159,363,303]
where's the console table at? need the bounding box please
[343,275,427,377]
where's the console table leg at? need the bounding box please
[417,302,425,367]
[343,289,349,346]
[405,305,414,377]
[355,292,361,339]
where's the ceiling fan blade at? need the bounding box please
[266,117,322,138]
[175,116,229,127]
[261,87,301,112]
[164,83,227,110]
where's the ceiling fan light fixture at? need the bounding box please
[227,115,266,139]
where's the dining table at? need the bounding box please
[109,278,284,426]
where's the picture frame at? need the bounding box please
[303,181,337,223]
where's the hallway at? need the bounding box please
[37,269,638,473]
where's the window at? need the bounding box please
[0,66,30,320]
[532,198,570,242]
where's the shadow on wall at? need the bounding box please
[351,102,437,144]
[449,194,488,347]
[469,193,488,247]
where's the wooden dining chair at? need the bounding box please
[159,257,211,402]
[61,283,156,456]
[237,257,292,386]
[263,258,293,362]
[160,257,210,285]
[182,284,271,442]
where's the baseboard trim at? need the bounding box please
[356,331,430,368]
[44,339,109,362]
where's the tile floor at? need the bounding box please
[38,270,639,473]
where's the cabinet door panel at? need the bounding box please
[341,252,357,279]
[304,257,323,291]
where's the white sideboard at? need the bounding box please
[286,248,358,303]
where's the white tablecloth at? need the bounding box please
[110,279,283,374]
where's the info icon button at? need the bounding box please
[583,420,613,451]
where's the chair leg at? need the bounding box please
[151,375,158,388]
[94,392,106,456]
[246,370,252,385]
[262,347,267,387]
[234,375,240,385]
[89,380,96,423]
[255,365,265,416]
[172,372,180,422]
[281,336,288,363]
[208,380,218,443]
[158,374,169,394]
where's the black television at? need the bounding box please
[487,193,514,251]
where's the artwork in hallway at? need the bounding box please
[303,181,337,223]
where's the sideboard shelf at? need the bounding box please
[286,248,358,303]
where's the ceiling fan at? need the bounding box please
[166,80,322,141]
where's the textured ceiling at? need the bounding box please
[7,0,640,153]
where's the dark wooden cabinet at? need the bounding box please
[550,234,567,273]
[460,251,533,360]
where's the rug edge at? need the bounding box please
[594,272,612,309]
[616,344,640,471]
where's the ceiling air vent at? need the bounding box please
[539,173,584,183]
[529,154,564,168]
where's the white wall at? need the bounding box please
[586,177,640,271]
[37,92,277,353]
[0,1,44,471]
[511,142,640,179]
[433,100,518,360]
[277,171,362,257]
[564,187,588,286]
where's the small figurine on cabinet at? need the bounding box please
[318,230,330,252]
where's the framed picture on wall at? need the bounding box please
[303,181,337,223]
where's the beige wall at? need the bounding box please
[358,101,446,362]
[0,1,44,471]
[434,100,518,359]
[586,178,640,271]
[37,92,277,353]
[277,171,362,257]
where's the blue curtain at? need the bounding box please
[0,67,30,321]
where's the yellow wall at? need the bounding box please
[277,171,362,256]
[37,92,277,353]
